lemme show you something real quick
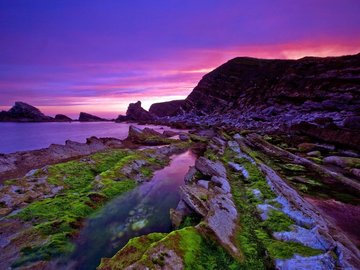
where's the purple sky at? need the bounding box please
[1,0,360,118]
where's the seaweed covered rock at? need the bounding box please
[125,125,175,145]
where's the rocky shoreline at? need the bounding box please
[1,53,359,269]
[96,127,360,269]
[0,126,196,269]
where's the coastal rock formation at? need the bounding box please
[0,137,123,181]
[54,114,72,122]
[116,101,154,122]
[149,100,185,117]
[79,112,108,122]
[0,101,53,122]
[165,53,360,131]
[125,125,175,145]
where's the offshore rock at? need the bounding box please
[79,112,108,122]
[116,101,154,122]
[0,101,54,122]
[54,114,72,122]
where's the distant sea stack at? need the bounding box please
[54,114,72,122]
[116,101,154,122]
[149,100,185,117]
[79,112,108,122]
[0,101,54,122]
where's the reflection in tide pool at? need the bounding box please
[63,150,196,270]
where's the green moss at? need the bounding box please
[261,210,293,232]
[12,233,75,268]
[4,179,17,185]
[98,232,166,270]
[161,227,241,270]
[224,146,322,266]
[257,230,322,259]
[139,167,153,178]
[189,134,208,143]
[204,148,218,161]
[12,147,180,267]
[101,179,137,199]
[308,157,322,164]
[179,214,202,229]
[281,164,306,172]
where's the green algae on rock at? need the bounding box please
[1,138,191,269]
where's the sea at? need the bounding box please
[0,122,179,154]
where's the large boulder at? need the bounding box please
[149,100,185,117]
[79,112,108,122]
[0,102,54,122]
[116,101,154,122]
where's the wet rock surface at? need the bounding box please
[0,130,192,269]
[0,136,124,181]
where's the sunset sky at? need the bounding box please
[1,0,360,118]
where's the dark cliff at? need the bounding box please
[149,100,185,117]
[182,54,360,115]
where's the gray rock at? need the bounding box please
[274,225,332,251]
[211,176,231,193]
[228,162,250,179]
[251,189,262,200]
[275,252,336,270]
[257,203,278,220]
[184,166,198,183]
[227,141,240,153]
[195,157,227,178]
[205,193,239,256]
[212,137,226,147]
[197,180,210,189]
[323,156,360,168]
